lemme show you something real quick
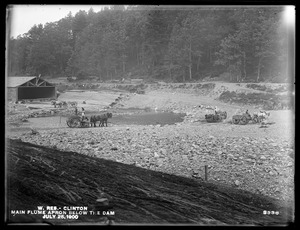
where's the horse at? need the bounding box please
[253,110,270,123]
[67,101,78,107]
[51,100,67,108]
[90,113,113,127]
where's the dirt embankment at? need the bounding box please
[55,81,294,110]
[6,139,294,225]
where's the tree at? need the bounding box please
[215,8,282,82]
[215,34,243,82]
[167,23,190,82]
[7,36,31,75]
[8,6,286,82]
[72,10,87,42]
[142,8,172,75]
[253,9,282,82]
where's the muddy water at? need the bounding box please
[111,112,186,126]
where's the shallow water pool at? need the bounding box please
[12,111,186,131]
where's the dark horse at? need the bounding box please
[90,112,113,127]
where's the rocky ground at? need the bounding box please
[8,120,294,203]
[6,82,295,208]
[7,139,293,225]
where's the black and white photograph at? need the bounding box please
[5,4,295,226]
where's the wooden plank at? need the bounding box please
[38,80,46,86]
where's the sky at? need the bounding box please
[7,5,295,39]
[7,5,108,38]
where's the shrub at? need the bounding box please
[246,84,267,91]
[219,90,293,110]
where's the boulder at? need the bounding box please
[235,180,241,186]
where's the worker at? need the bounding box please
[81,107,85,121]
[214,106,219,114]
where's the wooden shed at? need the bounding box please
[6,76,57,102]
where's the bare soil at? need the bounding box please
[5,81,295,225]
[6,139,293,225]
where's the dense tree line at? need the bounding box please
[7,6,289,82]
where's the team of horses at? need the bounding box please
[89,112,113,127]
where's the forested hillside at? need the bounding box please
[7,6,289,83]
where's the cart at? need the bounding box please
[232,110,252,125]
[66,115,90,128]
[205,111,227,123]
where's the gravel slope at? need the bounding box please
[7,115,294,204]
[7,139,293,225]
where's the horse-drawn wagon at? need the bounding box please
[232,110,270,125]
[66,112,113,128]
[66,115,90,128]
[232,112,252,125]
[205,110,227,123]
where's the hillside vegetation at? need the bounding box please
[8,6,290,83]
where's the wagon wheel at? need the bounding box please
[212,115,219,122]
[232,117,239,124]
[68,117,81,128]
[72,118,81,128]
[205,115,214,123]
[252,116,259,124]
[214,114,221,122]
[66,120,72,127]
[219,113,225,121]
[258,116,264,123]
[66,117,74,127]
[81,121,90,128]
[239,115,249,125]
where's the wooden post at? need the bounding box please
[205,165,208,181]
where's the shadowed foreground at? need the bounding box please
[6,139,293,226]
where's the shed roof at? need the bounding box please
[7,76,37,87]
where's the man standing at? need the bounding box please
[81,107,85,121]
